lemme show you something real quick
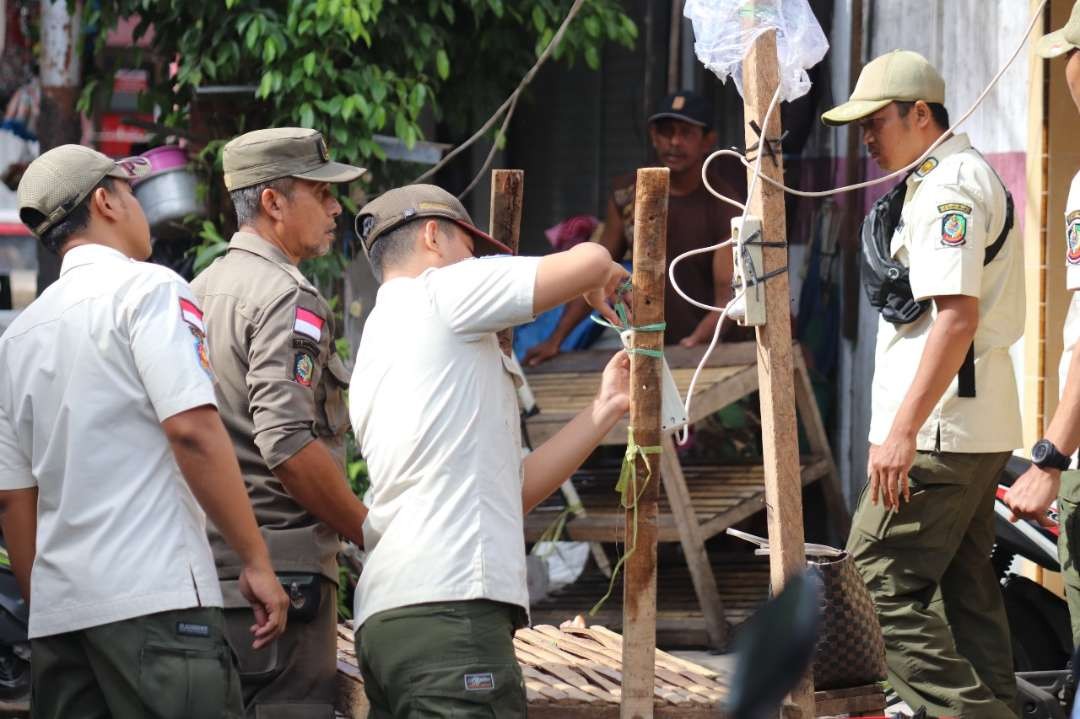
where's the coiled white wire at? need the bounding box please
[669,0,1048,445]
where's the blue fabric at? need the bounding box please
[0,119,36,143]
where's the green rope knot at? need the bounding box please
[588,295,667,359]
[589,426,663,616]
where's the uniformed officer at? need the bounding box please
[192,127,368,717]
[822,51,1025,717]
[1006,0,1080,646]
[0,145,288,717]
[350,184,630,717]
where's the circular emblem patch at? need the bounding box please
[194,334,212,378]
[293,352,315,387]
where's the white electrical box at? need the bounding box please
[619,330,688,432]
[730,215,766,327]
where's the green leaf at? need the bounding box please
[436,49,450,80]
[531,5,545,32]
[244,17,260,49]
[394,112,409,142]
[303,51,316,75]
[585,45,600,70]
[256,71,274,98]
[584,16,601,38]
[300,102,315,128]
[408,84,426,115]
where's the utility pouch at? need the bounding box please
[279,573,322,623]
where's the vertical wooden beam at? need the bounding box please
[621,167,668,719]
[490,170,524,357]
[741,29,814,718]
[841,0,865,341]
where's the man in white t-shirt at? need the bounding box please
[350,184,630,716]
[823,51,1025,717]
[0,145,288,717]
[1005,0,1080,647]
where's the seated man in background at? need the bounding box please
[524,90,745,366]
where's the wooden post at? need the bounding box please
[490,170,524,357]
[741,29,815,717]
[621,167,668,719]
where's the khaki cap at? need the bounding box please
[222,127,366,191]
[17,144,150,238]
[355,184,512,258]
[822,50,946,126]
[1036,1,1080,58]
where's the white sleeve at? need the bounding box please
[908,177,989,301]
[427,256,541,339]
[0,401,33,490]
[128,277,219,422]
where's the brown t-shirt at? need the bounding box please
[611,163,745,343]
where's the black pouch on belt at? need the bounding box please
[279,573,322,623]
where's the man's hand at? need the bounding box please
[238,561,289,650]
[583,262,630,327]
[1004,465,1060,528]
[524,337,562,367]
[594,350,631,419]
[867,433,917,511]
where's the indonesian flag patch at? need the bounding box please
[294,308,324,342]
[179,298,205,334]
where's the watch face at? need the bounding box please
[1033,441,1050,464]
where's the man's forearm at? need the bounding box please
[274,439,367,547]
[1045,339,1080,454]
[0,488,36,601]
[165,407,273,570]
[522,397,624,513]
[888,303,978,439]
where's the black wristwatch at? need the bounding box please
[1031,439,1072,471]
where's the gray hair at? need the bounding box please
[229,177,295,226]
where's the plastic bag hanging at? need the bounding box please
[684,0,828,102]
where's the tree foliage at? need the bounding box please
[84,0,637,180]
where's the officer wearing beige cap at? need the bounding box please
[349,183,630,715]
[1006,0,1080,647]
[192,128,368,716]
[1,145,288,717]
[826,52,1024,717]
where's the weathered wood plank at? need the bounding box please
[490,169,524,357]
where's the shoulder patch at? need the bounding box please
[293,352,315,386]
[179,298,205,334]
[1068,220,1080,266]
[941,213,967,247]
[294,308,324,342]
[938,202,972,214]
[916,157,939,177]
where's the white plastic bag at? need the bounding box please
[684,0,828,102]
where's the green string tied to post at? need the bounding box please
[588,426,663,616]
[587,288,667,359]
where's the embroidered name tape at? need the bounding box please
[179,298,205,334]
[464,672,495,691]
[294,308,324,342]
[938,203,972,214]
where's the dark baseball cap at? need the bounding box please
[648,91,711,128]
[355,184,512,257]
[223,127,366,191]
[17,145,151,237]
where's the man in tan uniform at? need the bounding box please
[823,52,1024,718]
[193,128,368,717]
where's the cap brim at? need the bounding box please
[453,219,513,256]
[293,161,368,184]
[1035,29,1078,59]
[647,112,709,128]
[107,156,152,181]
[821,98,892,126]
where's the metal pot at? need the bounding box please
[132,146,206,241]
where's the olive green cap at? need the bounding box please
[821,50,946,126]
[355,184,512,258]
[1036,1,1080,58]
[222,127,366,191]
[17,144,150,238]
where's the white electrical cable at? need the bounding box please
[674,85,783,445]
[668,0,1047,446]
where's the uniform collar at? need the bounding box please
[59,243,132,276]
[906,133,972,188]
[228,231,295,267]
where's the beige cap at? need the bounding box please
[1036,1,1080,58]
[355,184,512,257]
[821,50,946,126]
[17,144,150,238]
[222,127,366,191]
